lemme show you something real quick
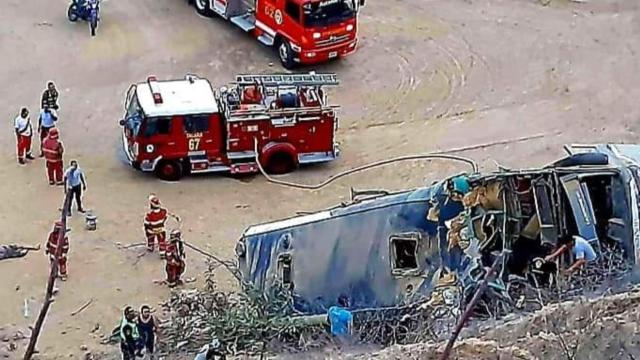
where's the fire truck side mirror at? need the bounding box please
[119,119,126,126]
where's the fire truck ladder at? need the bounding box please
[234,73,340,87]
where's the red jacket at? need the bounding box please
[46,230,69,258]
[43,137,64,162]
[144,209,167,234]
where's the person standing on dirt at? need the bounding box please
[137,305,158,359]
[63,160,87,216]
[545,235,597,274]
[42,128,64,185]
[120,306,143,359]
[38,105,58,157]
[45,221,70,280]
[165,230,186,287]
[41,81,60,111]
[144,194,169,258]
[14,107,35,165]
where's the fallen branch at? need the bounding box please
[70,298,94,317]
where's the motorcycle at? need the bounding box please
[67,0,100,37]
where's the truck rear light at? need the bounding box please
[346,24,354,31]
[153,93,163,104]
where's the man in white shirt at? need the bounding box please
[14,107,34,165]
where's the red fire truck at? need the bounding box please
[119,73,341,181]
[189,0,365,68]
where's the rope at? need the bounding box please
[182,241,241,281]
[253,138,478,190]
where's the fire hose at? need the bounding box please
[253,138,478,190]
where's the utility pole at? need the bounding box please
[23,191,73,360]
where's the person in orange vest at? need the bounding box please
[144,195,169,258]
[165,229,186,287]
[45,221,70,280]
[42,128,65,185]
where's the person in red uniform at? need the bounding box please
[45,221,69,280]
[144,194,169,258]
[42,128,65,185]
[165,229,185,287]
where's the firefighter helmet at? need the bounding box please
[49,127,59,139]
[149,194,161,209]
[169,229,181,242]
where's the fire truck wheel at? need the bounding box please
[155,160,183,181]
[277,39,296,70]
[194,0,214,17]
[266,152,296,175]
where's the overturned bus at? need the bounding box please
[235,144,640,315]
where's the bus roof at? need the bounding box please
[136,77,219,117]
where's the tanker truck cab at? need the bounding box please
[192,0,364,68]
[120,75,224,181]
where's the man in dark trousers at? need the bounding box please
[137,305,158,359]
[63,160,87,216]
[41,81,60,110]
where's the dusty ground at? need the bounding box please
[341,286,640,360]
[0,0,639,358]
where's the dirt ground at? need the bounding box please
[341,286,640,360]
[1,0,639,358]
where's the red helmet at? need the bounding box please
[49,128,59,139]
[54,221,63,229]
[149,194,161,209]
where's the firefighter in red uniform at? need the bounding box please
[165,229,185,287]
[45,221,69,280]
[42,128,64,185]
[144,194,169,258]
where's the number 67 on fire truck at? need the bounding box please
[119,73,341,181]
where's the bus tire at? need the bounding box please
[277,38,296,70]
[266,152,296,175]
[194,0,214,17]
[155,160,183,181]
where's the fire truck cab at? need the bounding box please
[120,73,340,181]
[191,0,365,68]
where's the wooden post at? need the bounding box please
[439,251,506,360]
[23,191,73,360]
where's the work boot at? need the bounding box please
[56,182,64,186]
[59,274,68,281]
[18,159,25,165]
[78,208,86,214]
[49,181,55,185]
[26,154,35,160]
[39,152,44,158]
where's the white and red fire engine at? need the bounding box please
[189,0,365,68]
[119,73,340,181]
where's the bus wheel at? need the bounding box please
[266,152,296,175]
[195,0,214,17]
[155,160,183,181]
[277,39,296,70]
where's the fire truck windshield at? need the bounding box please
[303,0,355,28]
